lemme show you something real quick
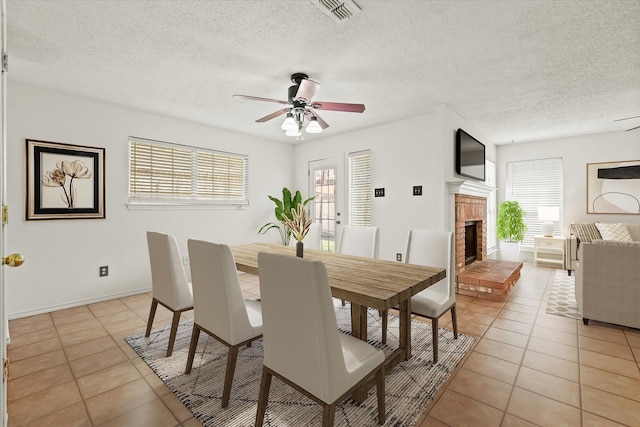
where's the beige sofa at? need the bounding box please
[575,239,640,329]
[565,222,640,275]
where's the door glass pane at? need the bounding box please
[313,167,336,252]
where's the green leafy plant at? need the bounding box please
[258,187,315,245]
[496,200,527,243]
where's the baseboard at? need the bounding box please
[8,287,152,320]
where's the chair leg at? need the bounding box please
[166,310,182,357]
[381,309,388,345]
[222,345,240,408]
[376,365,386,425]
[451,304,458,339]
[322,403,336,427]
[145,299,158,337]
[432,317,439,364]
[255,367,272,427]
[184,324,201,374]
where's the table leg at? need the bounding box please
[350,302,368,341]
[399,299,412,361]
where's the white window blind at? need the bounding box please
[506,158,563,248]
[129,137,248,205]
[348,150,372,226]
[486,160,497,251]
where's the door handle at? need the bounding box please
[335,220,341,224]
[2,254,24,267]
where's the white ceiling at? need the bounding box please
[7,0,640,145]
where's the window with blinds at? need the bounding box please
[486,160,497,251]
[506,158,563,248]
[129,137,248,205]
[348,150,372,226]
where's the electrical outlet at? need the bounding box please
[396,253,402,262]
[374,188,385,197]
[99,266,109,277]
[413,185,422,196]
[183,256,189,265]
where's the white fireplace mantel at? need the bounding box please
[446,180,495,198]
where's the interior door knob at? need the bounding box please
[2,254,24,267]
[335,220,341,224]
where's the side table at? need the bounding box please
[533,235,565,268]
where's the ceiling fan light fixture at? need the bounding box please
[285,127,301,137]
[306,116,323,133]
[281,113,297,130]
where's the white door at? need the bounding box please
[1,1,10,424]
[309,157,344,252]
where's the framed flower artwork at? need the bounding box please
[26,139,105,220]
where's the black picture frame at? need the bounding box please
[26,139,105,220]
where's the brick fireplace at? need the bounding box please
[448,181,522,301]
[454,194,487,273]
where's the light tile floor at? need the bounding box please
[6,264,640,426]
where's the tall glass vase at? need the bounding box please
[296,241,304,258]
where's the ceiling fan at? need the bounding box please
[233,73,365,140]
[613,115,640,132]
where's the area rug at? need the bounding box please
[126,300,476,427]
[546,269,581,319]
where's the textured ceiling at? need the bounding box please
[7,0,640,144]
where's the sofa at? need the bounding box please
[575,239,640,329]
[565,222,640,275]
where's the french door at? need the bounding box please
[309,157,344,252]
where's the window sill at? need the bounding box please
[126,202,249,211]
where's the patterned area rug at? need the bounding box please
[546,269,581,319]
[126,300,476,427]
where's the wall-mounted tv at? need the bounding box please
[455,128,486,181]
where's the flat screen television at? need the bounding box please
[455,128,486,181]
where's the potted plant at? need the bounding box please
[281,203,312,257]
[497,200,527,261]
[258,187,314,245]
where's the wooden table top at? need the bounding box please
[231,243,446,311]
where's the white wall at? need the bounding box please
[293,104,496,262]
[497,130,640,227]
[7,81,293,317]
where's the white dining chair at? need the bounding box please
[185,239,263,408]
[256,252,385,426]
[382,229,457,363]
[288,221,322,250]
[145,231,194,357]
[337,225,379,258]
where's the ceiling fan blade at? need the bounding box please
[310,101,365,113]
[233,94,290,105]
[294,79,320,104]
[305,110,329,129]
[625,125,640,132]
[256,108,290,123]
[613,115,640,122]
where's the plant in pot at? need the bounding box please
[496,200,527,262]
[281,203,312,257]
[258,187,315,245]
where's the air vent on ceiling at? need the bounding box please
[312,0,362,23]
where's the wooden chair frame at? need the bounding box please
[184,322,262,408]
[255,361,385,427]
[145,297,193,357]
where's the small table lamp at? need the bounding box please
[538,206,559,237]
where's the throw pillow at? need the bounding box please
[569,223,602,244]
[595,223,633,242]
[626,223,640,242]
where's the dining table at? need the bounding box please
[231,243,446,375]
